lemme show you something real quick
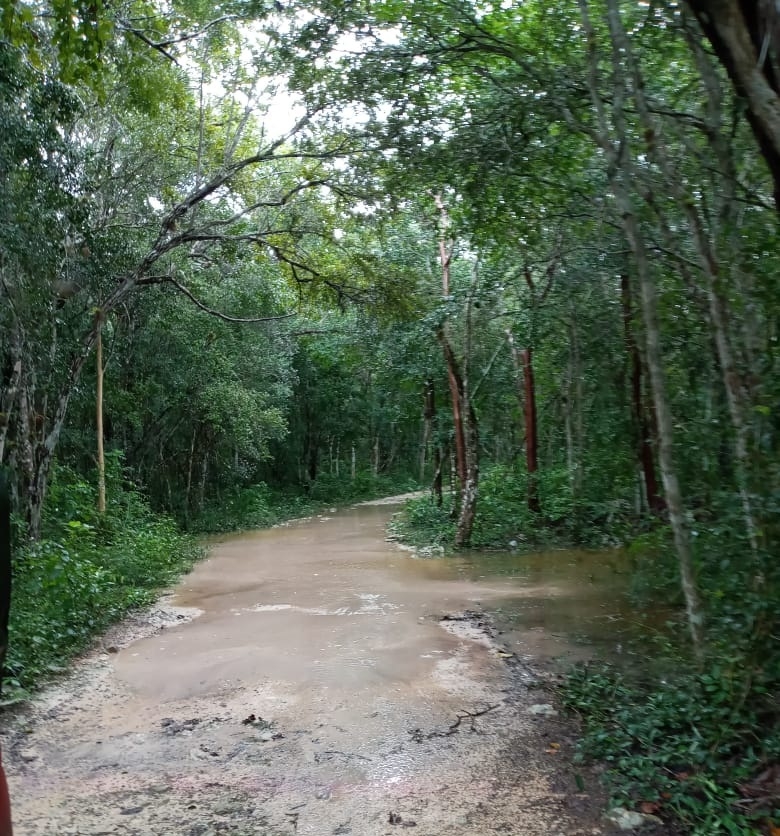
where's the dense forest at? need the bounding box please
[1,0,779,832]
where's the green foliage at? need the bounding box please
[563,513,780,835]
[395,465,643,552]
[4,464,201,698]
[194,471,420,534]
[388,495,456,553]
[471,465,532,547]
[562,660,779,835]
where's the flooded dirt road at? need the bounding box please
[4,500,618,836]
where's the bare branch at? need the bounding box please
[118,15,238,63]
[166,277,296,324]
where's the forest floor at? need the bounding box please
[1,498,660,836]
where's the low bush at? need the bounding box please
[562,655,779,835]
[193,470,420,533]
[388,494,455,550]
[562,514,780,836]
[5,464,201,698]
[391,464,636,552]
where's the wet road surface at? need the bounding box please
[4,500,614,835]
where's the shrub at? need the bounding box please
[5,466,200,698]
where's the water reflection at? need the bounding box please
[409,547,677,669]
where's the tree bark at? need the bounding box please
[686,0,780,210]
[438,330,468,491]
[613,0,759,549]
[621,274,664,514]
[438,334,478,547]
[420,378,435,482]
[0,349,21,465]
[96,319,106,515]
[521,348,541,514]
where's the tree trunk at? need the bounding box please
[565,319,585,504]
[198,454,208,512]
[432,444,443,507]
[0,348,21,464]
[454,280,480,548]
[185,426,197,520]
[521,348,541,514]
[686,0,780,210]
[420,378,436,482]
[439,330,468,492]
[455,397,479,548]
[621,274,664,514]
[434,195,467,494]
[96,320,106,515]
[612,0,759,549]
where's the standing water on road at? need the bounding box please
[4,499,661,835]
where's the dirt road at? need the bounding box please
[3,500,613,835]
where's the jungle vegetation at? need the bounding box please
[1,0,778,831]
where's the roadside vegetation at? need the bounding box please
[2,0,779,831]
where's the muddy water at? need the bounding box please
[5,500,626,836]
[422,548,670,669]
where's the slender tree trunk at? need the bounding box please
[439,330,467,491]
[454,278,480,548]
[96,320,106,515]
[566,320,585,503]
[0,347,21,464]
[185,426,197,519]
[199,455,208,512]
[432,444,443,507]
[434,195,467,493]
[351,444,356,480]
[308,441,318,483]
[621,274,664,513]
[420,378,435,482]
[17,381,36,534]
[505,329,527,444]
[521,348,541,514]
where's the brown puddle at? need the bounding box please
[115,504,655,705]
[114,503,512,703]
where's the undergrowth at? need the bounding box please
[561,512,780,836]
[4,463,201,699]
[389,464,635,553]
[562,655,779,835]
[194,470,420,533]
